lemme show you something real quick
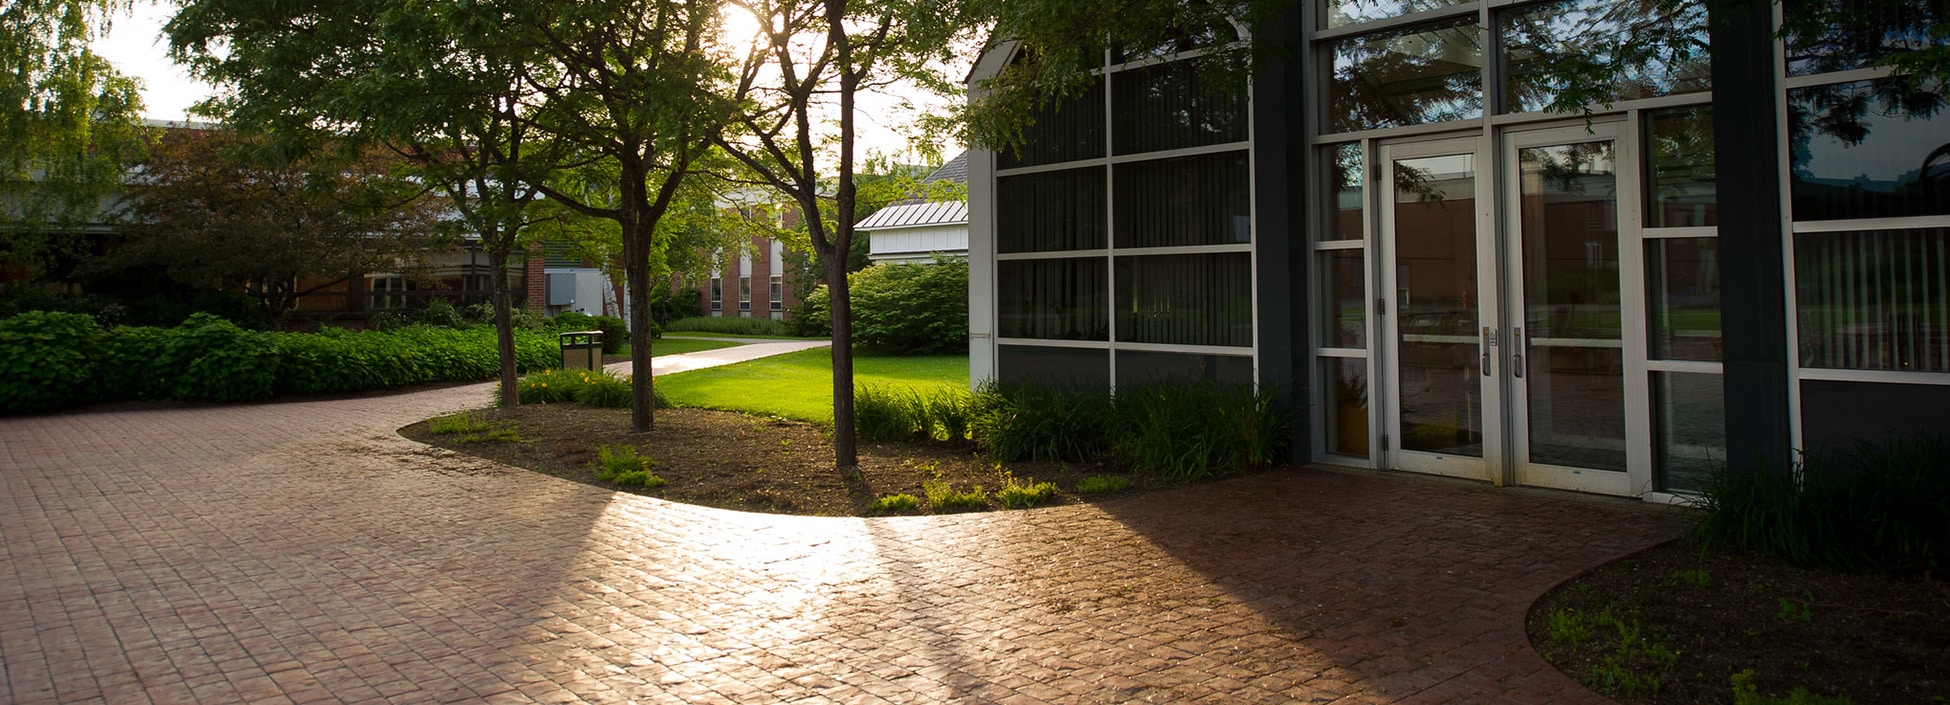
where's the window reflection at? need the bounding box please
[1500,0,1709,114]
[997,167,1107,253]
[997,75,1105,169]
[1115,253,1254,347]
[1328,19,1483,133]
[1112,16,1241,64]
[1325,143,1365,240]
[1325,0,1472,29]
[1114,152,1251,248]
[1653,372,1723,494]
[1645,106,1717,227]
[998,258,1109,341]
[1788,79,1950,221]
[1647,238,1721,361]
[1783,0,1950,77]
[1321,249,1367,348]
[1796,228,1950,373]
[1116,351,1254,386]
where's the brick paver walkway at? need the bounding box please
[1,380,1690,704]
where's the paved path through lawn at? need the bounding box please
[637,339,829,376]
[1,366,1691,704]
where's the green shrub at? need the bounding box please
[1730,670,1854,705]
[922,479,987,512]
[162,313,278,402]
[518,369,584,404]
[848,257,968,354]
[427,412,521,443]
[593,445,664,487]
[648,285,701,325]
[0,311,104,412]
[664,315,796,337]
[1110,382,1290,480]
[1695,434,1950,574]
[417,299,466,329]
[996,474,1058,509]
[573,370,635,408]
[1075,475,1131,495]
[787,285,830,337]
[367,310,411,331]
[970,383,1113,462]
[870,493,920,514]
[855,384,975,442]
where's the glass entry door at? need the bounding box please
[1378,126,1649,495]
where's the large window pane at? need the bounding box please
[1328,19,1483,134]
[1653,372,1724,494]
[1326,0,1472,28]
[1394,152,1482,458]
[1648,238,1721,361]
[1645,106,1717,227]
[1796,228,1950,372]
[1500,0,1709,114]
[997,167,1107,253]
[1115,253,1254,347]
[1116,351,1254,386]
[999,345,1110,390]
[1784,0,1950,77]
[1788,79,1950,221]
[1321,249,1367,348]
[1323,357,1370,457]
[998,258,1109,341]
[1112,58,1249,155]
[1112,18,1241,64]
[1114,152,1251,248]
[1324,143,1365,241]
[998,76,1105,169]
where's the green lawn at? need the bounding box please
[655,348,968,423]
[662,331,818,341]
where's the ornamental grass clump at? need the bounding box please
[593,445,665,488]
[996,474,1058,509]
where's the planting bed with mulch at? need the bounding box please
[400,403,1193,516]
[1528,538,1949,705]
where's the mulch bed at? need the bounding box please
[1527,538,1950,705]
[399,403,1190,516]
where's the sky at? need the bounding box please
[91,2,966,163]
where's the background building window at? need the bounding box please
[769,275,783,310]
[710,277,722,310]
[739,276,751,312]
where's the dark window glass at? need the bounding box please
[1114,152,1251,248]
[1115,253,1254,347]
[1645,106,1717,227]
[1647,238,1722,361]
[710,277,721,309]
[1784,0,1950,77]
[1653,372,1724,494]
[999,345,1110,390]
[998,77,1106,169]
[998,258,1109,340]
[1325,143,1364,241]
[1800,380,1950,465]
[1788,79,1950,221]
[1321,249,1367,348]
[1328,19,1483,134]
[1112,58,1248,155]
[1500,0,1709,114]
[1796,228,1950,373]
[1323,357,1370,458]
[997,167,1108,253]
[1326,0,1471,28]
[1116,351,1254,386]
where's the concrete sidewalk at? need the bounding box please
[621,338,829,376]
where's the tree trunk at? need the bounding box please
[489,246,519,409]
[825,251,858,473]
[624,212,656,433]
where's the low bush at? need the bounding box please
[922,479,987,512]
[517,369,583,404]
[593,444,665,487]
[996,474,1058,509]
[573,370,635,408]
[870,493,920,514]
[847,257,968,354]
[0,311,564,413]
[853,384,973,442]
[1694,434,1950,574]
[664,315,797,337]
[1110,382,1290,480]
[970,383,1114,462]
[1074,475,1131,495]
[427,412,522,443]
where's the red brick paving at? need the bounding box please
[1,384,1691,704]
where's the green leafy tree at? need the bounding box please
[1,0,149,278]
[105,127,447,320]
[718,0,977,472]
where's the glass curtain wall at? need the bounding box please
[993,36,1256,389]
[1782,0,1950,459]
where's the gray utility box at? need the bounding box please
[559,331,603,371]
[547,273,577,306]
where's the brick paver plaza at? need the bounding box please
[2,378,1689,704]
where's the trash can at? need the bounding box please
[560,330,603,371]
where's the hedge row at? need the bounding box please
[0,311,558,413]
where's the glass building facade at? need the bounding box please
[968,0,1950,499]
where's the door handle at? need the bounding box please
[1512,327,1525,378]
[1480,326,1493,376]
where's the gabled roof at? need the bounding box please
[854,200,968,231]
[922,151,968,185]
